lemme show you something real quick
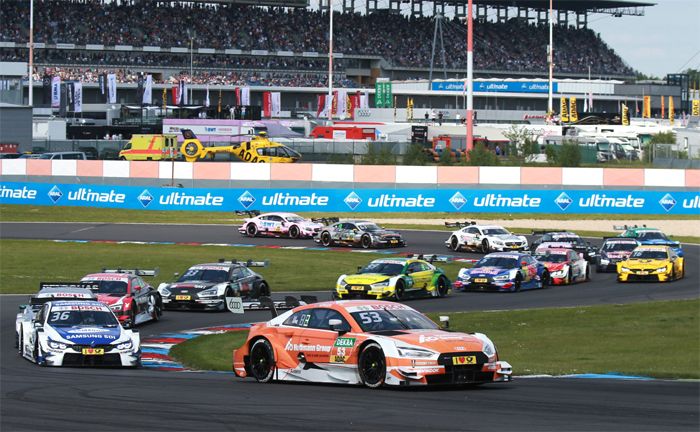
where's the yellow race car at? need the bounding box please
[335,256,451,300]
[616,245,684,283]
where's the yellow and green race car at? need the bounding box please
[616,245,685,283]
[335,257,451,300]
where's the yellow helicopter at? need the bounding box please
[179,129,301,163]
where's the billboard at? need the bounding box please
[431,81,558,93]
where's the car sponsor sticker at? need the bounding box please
[226,296,244,314]
[82,348,105,355]
[83,275,130,282]
[52,305,108,312]
[175,295,191,301]
[331,355,348,363]
[334,337,355,348]
[452,355,477,365]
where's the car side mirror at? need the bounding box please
[329,318,347,335]
[353,229,359,233]
[18,304,28,312]
[33,322,43,329]
[439,316,450,330]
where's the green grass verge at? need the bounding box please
[0,239,467,294]
[168,299,699,379]
[170,331,249,372]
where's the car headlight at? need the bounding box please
[110,303,123,313]
[372,280,390,288]
[337,277,347,288]
[198,286,222,297]
[48,339,69,350]
[396,346,435,358]
[551,269,567,277]
[654,267,668,273]
[458,268,470,279]
[620,267,630,272]
[600,258,610,264]
[518,236,528,244]
[158,284,171,296]
[493,274,510,281]
[482,339,496,357]
[116,340,133,351]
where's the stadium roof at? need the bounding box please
[466,0,655,11]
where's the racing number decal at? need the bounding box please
[358,311,382,324]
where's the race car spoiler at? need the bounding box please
[101,268,159,277]
[535,242,574,250]
[613,224,647,230]
[311,217,340,225]
[235,210,262,217]
[531,229,568,235]
[39,282,100,290]
[218,258,269,267]
[406,253,450,263]
[245,295,318,317]
[444,221,477,228]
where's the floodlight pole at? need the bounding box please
[327,0,334,123]
[28,0,34,106]
[466,0,474,152]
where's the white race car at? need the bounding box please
[445,222,528,253]
[238,211,327,239]
[18,299,141,367]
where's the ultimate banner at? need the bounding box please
[0,182,698,214]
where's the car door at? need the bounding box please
[521,256,538,283]
[569,250,584,279]
[406,261,431,290]
[465,227,480,247]
[340,223,357,242]
[130,277,148,318]
[299,308,354,365]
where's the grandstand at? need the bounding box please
[0,0,652,88]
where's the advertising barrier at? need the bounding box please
[1,182,698,214]
[431,81,558,93]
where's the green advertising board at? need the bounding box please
[374,81,393,108]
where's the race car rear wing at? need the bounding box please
[235,210,261,218]
[101,268,159,277]
[613,224,647,231]
[255,295,318,317]
[218,258,269,267]
[406,253,449,263]
[39,282,100,290]
[311,217,340,225]
[444,221,477,228]
[531,229,568,235]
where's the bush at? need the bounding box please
[557,141,582,167]
[438,149,454,166]
[402,144,428,165]
[649,132,676,144]
[465,142,500,166]
[362,144,395,165]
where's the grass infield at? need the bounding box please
[0,239,467,294]
[169,299,699,379]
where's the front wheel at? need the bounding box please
[320,232,332,247]
[436,276,449,297]
[450,236,460,252]
[361,235,372,249]
[358,343,386,389]
[513,275,522,292]
[148,295,160,322]
[540,271,550,288]
[249,339,275,383]
[481,239,490,253]
[258,281,270,297]
[289,225,300,239]
[393,280,405,301]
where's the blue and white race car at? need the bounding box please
[453,252,550,292]
[18,300,141,367]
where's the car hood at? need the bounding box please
[166,281,219,291]
[467,266,511,276]
[541,262,567,271]
[381,329,485,353]
[622,259,669,268]
[639,239,680,247]
[95,294,127,305]
[343,274,393,284]
[490,234,525,242]
[52,325,122,344]
[369,230,402,237]
[297,221,324,230]
[603,251,632,260]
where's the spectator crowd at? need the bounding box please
[0,0,634,78]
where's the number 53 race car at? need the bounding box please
[233,300,511,388]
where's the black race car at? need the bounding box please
[530,231,598,262]
[314,220,405,249]
[157,259,270,311]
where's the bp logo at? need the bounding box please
[658,193,676,212]
[554,192,573,211]
[344,191,362,210]
[449,192,467,210]
[48,185,63,204]
[238,191,256,209]
[138,190,154,208]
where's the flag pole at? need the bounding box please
[466,0,474,152]
[327,0,334,123]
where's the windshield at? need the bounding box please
[553,236,584,246]
[350,309,438,332]
[630,250,668,260]
[48,307,119,327]
[359,262,404,275]
[84,280,128,296]
[535,253,568,263]
[483,228,509,235]
[177,269,229,283]
[357,223,382,232]
[637,231,669,241]
[475,256,519,269]
[598,143,610,151]
[603,242,637,252]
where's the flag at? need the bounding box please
[241,87,250,106]
[362,90,370,109]
[205,85,210,108]
[407,97,414,121]
[560,97,569,122]
[316,94,327,118]
[98,73,107,103]
[661,96,665,118]
[66,82,75,112]
[337,90,347,119]
[583,95,588,113]
[137,73,144,105]
[669,96,674,125]
[171,85,179,105]
[569,97,578,122]
[51,76,61,108]
[635,99,640,115]
[588,91,593,112]
[217,89,222,113]
[143,75,153,105]
[262,91,272,118]
[271,92,281,118]
[692,99,700,116]
[73,82,82,113]
[643,96,651,118]
[42,74,52,105]
[107,73,117,104]
[621,103,629,126]
[162,87,167,112]
[235,87,241,106]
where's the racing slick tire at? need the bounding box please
[125,309,136,329]
[540,271,550,288]
[246,223,258,237]
[450,236,460,252]
[361,234,372,249]
[670,267,676,282]
[289,225,300,239]
[393,280,406,301]
[257,282,271,297]
[34,339,45,366]
[436,276,450,297]
[320,231,333,247]
[481,239,491,254]
[585,265,591,281]
[148,294,160,322]
[249,338,275,383]
[358,343,386,389]
[513,275,522,292]
[565,271,572,285]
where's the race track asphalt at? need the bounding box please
[1,222,699,431]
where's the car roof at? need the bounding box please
[190,263,236,268]
[339,220,372,224]
[292,299,416,313]
[627,227,660,232]
[47,300,107,307]
[472,225,505,229]
[260,212,302,218]
[536,247,572,254]
[546,231,579,237]
[36,287,95,297]
[83,272,132,279]
[484,252,524,258]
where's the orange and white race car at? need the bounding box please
[232,300,511,388]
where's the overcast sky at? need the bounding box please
[588,0,700,78]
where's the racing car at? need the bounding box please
[15,282,98,351]
[615,225,683,257]
[453,252,549,292]
[616,245,685,283]
[335,256,451,300]
[81,269,162,328]
[233,300,511,387]
[444,222,528,253]
[533,244,590,285]
[18,299,141,367]
[530,230,598,261]
[237,211,327,239]
[596,237,639,272]
[157,259,270,311]
[315,220,405,249]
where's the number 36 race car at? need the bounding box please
[233,300,511,388]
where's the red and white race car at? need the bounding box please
[238,212,326,239]
[533,244,590,285]
[81,269,163,328]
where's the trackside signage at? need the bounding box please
[0,182,698,214]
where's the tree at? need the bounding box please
[465,142,499,166]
